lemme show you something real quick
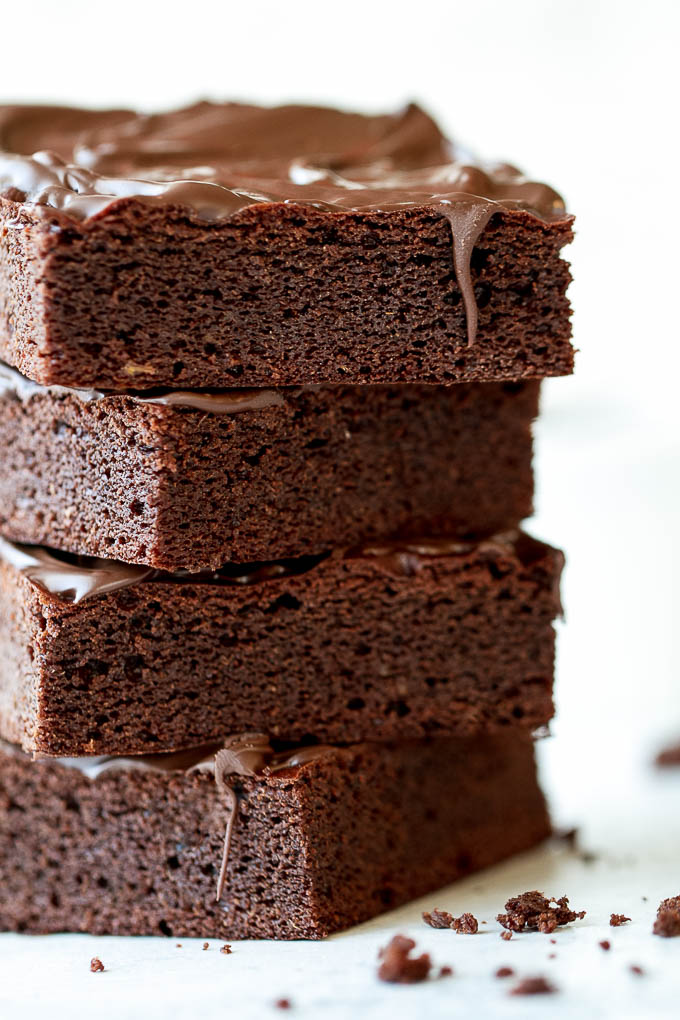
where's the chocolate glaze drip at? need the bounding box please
[0,359,285,414]
[0,101,570,345]
[0,533,533,604]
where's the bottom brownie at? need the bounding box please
[0,733,549,939]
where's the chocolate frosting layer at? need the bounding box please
[0,536,327,604]
[0,101,570,344]
[0,359,285,414]
[0,533,530,605]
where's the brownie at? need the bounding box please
[0,531,562,756]
[0,101,573,389]
[0,732,551,938]
[0,362,538,570]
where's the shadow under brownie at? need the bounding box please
[0,733,550,939]
[0,101,573,389]
[0,363,538,570]
[0,530,562,756]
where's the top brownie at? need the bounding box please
[0,101,574,389]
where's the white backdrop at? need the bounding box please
[1,2,679,1016]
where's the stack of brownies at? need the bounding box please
[0,101,573,938]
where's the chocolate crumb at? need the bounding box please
[500,930,513,941]
[439,965,453,978]
[377,935,432,984]
[202,942,209,950]
[610,913,631,927]
[495,966,514,978]
[655,743,680,767]
[220,944,232,955]
[422,908,453,929]
[550,938,557,944]
[509,976,556,996]
[599,940,611,951]
[497,891,586,934]
[553,826,579,848]
[176,943,182,948]
[90,957,105,973]
[423,908,478,933]
[452,912,479,934]
[630,965,644,976]
[653,896,680,937]
[275,999,291,1010]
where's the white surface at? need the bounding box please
[1,0,680,1016]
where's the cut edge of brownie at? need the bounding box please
[0,731,551,938]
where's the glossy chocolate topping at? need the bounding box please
[0,537,327,604]
[0,533,531,604]
[0,359,285,414]
[0,536,154,602]
[0,101,569,344]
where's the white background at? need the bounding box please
[1,1,679,1017]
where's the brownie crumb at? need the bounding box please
[599,940,611,951]
[548,953,557,959]
[653,896,680,937]
[550,938,557,944]
[202,942,209,950]
[497,891,586,934]
[423,908,478,933]
[90,957,105,973]
[452,912,479,934]
[275,999,291,1010]
[630,965,644,976]
[610,913,630,927]
[655,743,680,767]
[220,944,232,955]
[423,908,453,929]
[553,826,579,848]
[495,966,514,978]
[509,976,556,996]
[439,965,453,978]
[176,943,182,948]
[500,930,513,941]
[377,935,432,984]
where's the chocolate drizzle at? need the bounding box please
[0,360,285,414]
[0,101,570,345]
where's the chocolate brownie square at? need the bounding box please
[0,101,573,389]
[0,363,538,569]
[0,733,550,938]
[0,531,562,755]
